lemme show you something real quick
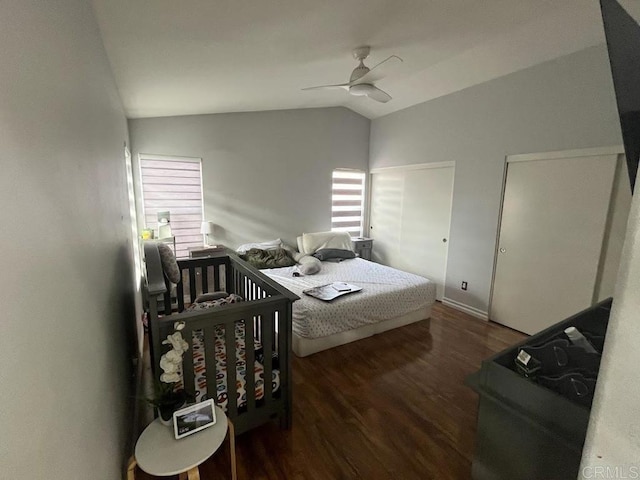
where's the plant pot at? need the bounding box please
[157,390,187,426]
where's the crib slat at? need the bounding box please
[182,328,196,402]
[214,264,221,292]
[245,318,256,412]
[177,272,185,312]
[225,321,238,419]
[204,326,217,406]
[262,310,273,405]
[201,266,208,293]
[224,262,232,292]
[277,309,287,406]
[163,290,172,316]
[283,301,293,428]
[189,266,197,303]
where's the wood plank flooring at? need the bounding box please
[136,302,525,480]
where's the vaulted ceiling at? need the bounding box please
[92,0,607,119]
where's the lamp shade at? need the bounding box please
[200,221,215,235]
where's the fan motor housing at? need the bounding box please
[352,46,371,60]
[350,65,370,83]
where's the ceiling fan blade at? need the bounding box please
[302,83,349,91]
[367,86,392,103]
[351,55,403,85]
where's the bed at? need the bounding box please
[143,242,298,435]
[261,257,436,357]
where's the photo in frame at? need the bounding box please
[173,399,217,440]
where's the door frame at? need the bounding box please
[367,161,455,300]
[487,146,624,321]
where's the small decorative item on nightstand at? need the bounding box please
[351,237,373,261]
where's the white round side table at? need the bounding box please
[128,405,236,480]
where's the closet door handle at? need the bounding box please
[442,238,447,243]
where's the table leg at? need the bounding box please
[187,466,200,480]
[127,456,137,480]
[228,419,237,480]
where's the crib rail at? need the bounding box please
[143,243,297,434]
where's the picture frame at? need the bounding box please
[173,399,217,440]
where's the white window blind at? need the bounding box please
[139,155,204,258]
[331,169,366,237]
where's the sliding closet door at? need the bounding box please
[491,153,617,335]
[369,171,404,267]
[369,164,454,300]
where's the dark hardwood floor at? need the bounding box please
[137,302,525,480]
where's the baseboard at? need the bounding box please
[442,297,489,320]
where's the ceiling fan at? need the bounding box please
[302,46,403,103]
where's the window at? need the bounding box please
[139,155,204,258]
[331,169,366,238]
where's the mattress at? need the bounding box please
[261,257,436,339]
[180,320,281,412]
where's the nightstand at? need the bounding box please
[352,237,373,260]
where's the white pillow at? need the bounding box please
[236,238,283,254]
[301,231,353,254]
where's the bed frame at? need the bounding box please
[143,243,299,435]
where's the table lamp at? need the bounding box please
[200,221,215,246]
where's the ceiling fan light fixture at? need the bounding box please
[349,83,375,96]
[302,47,402,103]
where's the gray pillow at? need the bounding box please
[312,248,356,262]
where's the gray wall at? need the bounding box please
[370,45,623,315]
[129,107,370,248]
[0,1,135,478]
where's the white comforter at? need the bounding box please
[261,258,436,339]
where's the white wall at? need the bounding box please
[0,1,135,478]
[581,1,640,474]
[580,168,640,476]
[370,45,623,316]
[129,107,370,248]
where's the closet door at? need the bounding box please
[491,153,617,335]
[369,164,454,300]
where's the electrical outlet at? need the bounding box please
[461,281,468,291]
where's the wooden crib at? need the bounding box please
[143,242,298,435]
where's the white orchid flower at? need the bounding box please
[164,349,183,363]
[160,372,180,383]
[160,355,179,374]
[162,332,189,353]
[174,321,185,331]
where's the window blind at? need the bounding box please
[139,155,204,258]
[331,169,366,238]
